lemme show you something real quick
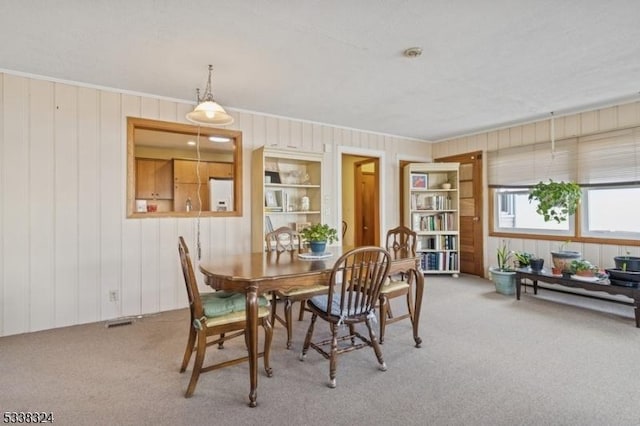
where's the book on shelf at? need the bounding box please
[411,212,455,232]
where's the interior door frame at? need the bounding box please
[354,158,380,246]
[336,146,386,247]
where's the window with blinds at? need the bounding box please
[489,127,640,240]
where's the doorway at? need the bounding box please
[341,154,380,247]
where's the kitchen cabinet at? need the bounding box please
[208,162,234,178]
[135,158,173,199]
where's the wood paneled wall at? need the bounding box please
[0,72,430,336]
[432,102,640,277]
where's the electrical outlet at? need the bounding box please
[109,290,118,302]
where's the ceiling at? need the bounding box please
[1,0,640,141]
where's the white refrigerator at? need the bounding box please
[209,178,234,212]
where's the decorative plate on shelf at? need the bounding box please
[298,252,333,260]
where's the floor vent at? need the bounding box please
[105,318,134,328]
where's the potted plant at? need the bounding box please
[551,240,581,273]
[569,259,598,277]
[514,251,545,272]
[489,241,516,295]
[300,223,338,254]
[513,251,533,268]
[614,251,640,272]
[528,179,581,224]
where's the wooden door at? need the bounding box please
[354,159,379,246]
[436,151,484,277]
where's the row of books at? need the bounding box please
[420,252,458,272]
[411,194,453,211]
[417,235,457,251]
[412,212,456,231]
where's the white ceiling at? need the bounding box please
[1,0,640,141]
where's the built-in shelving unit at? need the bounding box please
[403,163,460,276]
[251,147,324,252]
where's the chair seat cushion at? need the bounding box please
[204,306,271,328]
[380,279,410,294]
[202,292,269,318]
[308,294,368,318]
[276,284,327,297]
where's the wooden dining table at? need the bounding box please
[199,245,424,407]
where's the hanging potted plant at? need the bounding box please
[528,179,581,224]
[489,241,516,295]
[529,180,582,272]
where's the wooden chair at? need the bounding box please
[300,246,391,388]
[265,226,329,349]
[178,236,273,398]
[378,225,418,345]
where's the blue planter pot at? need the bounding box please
[490,268,516,295]
[309,241,327,254]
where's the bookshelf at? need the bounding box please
[403,163,460,276]
[251,147,324,252]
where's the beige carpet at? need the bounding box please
[1,275,639,426]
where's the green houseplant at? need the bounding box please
[513,251,533,268]
[489,241,516,295]
[300,223,338,254]
[528,179,581,224]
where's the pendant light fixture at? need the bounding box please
[186,65,234,126]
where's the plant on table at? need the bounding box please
[569,259,598,276]
[300,223,338,254]
[513,251,533,268]
[300,223,338,244]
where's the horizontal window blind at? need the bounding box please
[488,139,576,186]
[577,129,640,184]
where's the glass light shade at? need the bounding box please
[186,101,234,126]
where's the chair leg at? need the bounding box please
[284,298,294,349]
[328,322,338,388]
[180,324,196,372]
[299,313,317,360]
[218,333,225,349]
[378,294,388,344]
[262,317,274,377]
[365,316,387,372]
[185,329,207,398]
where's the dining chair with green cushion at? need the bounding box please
[299,246,391,388]
[265,226,329,349]
[178,236,273,398]
[378,225,418,344]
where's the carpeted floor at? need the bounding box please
[1,274,639,426]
